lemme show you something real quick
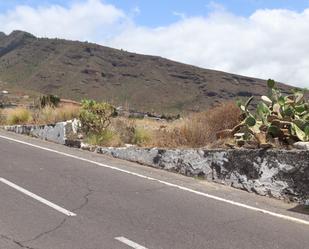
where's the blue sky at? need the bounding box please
[0,0,309,87]
[1,0,309,27]
[112,0,309,26]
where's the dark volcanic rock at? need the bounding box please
[97,147,309,202]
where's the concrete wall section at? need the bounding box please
[2,119,80,145]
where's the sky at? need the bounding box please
[0,0,309,88]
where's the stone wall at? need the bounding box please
[97,147,309,202]
[2,119,80,145]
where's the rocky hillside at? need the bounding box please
[0,30,294,113]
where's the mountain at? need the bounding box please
[0,30,294,113]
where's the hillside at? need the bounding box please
[0,30,294,113]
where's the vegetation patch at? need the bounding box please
[79,99,117,134]
[2,81,308,150]
[229,79,309,149]
[5,107,32,125]
[33,105,80,124]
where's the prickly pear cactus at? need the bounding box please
[234,79,309,148]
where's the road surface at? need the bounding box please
[0,130,309,249]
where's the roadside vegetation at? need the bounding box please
[76,99,240,148]
[5,107,32,125]
[231,80,309,148]
[34,105,80,124]
[0,94,80,126]
[1,81,308,149]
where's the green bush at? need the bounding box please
[39,95,60,108]
[79,99,117,134]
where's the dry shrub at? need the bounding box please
[198,101,241,143]
[55,105,80,122]
[5,107,32,125]
[35,105,80,124]
[0,109,5,125]
[133,127,152,146]
[149,129,184,148]
[110,117,153,146]
[111,117,136,144]
[134,118,167,131]
[153,101,241,148]
[35,105,54,124]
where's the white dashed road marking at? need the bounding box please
[115,236,148,249]
[0,177,76,217]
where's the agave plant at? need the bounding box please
[234,79,309,147]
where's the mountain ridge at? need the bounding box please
[0,30,294,113]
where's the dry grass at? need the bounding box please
[0,105,80,125]
[110,117,136,144]
[109,117,153,146]
[85,130,122,147]
[148,101,241,148]
[1,101,240,149]
[4,107,32,125]
[34,105,80,124]
[0,109,5,125]
[106,101,240,148]
[132,127,152,146]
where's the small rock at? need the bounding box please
[225,143,235,149]
[243,143,258,149]
[243,140,259,149]
[77,134,83,139]
[234,133,245,138]
[65,139,81,148]
[236,140,245,147]
[259,143,273,149]
[125,144,135,148]
[81,142,96,152]
[293,142,309,150]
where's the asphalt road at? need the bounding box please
[0,131,309,249]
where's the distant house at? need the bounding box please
[59,99,81,107]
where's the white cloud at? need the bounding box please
[206,1,226,12]
[132,6,140,15]
[172,11,187,20]
[107,8,309,88]
[0,0,129,41]
[0,1,309,88]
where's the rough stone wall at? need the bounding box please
[97,147,309,202]
[2,119,80,145]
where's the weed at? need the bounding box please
[85,130,121,147]
[6,108,32,125]
[34,105,80,124]
[133,127,152,146]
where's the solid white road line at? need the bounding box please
[0,177,76,217]
[115,237,148,249]
[0,134,309,226]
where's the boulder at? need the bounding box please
[293,142,309,150]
